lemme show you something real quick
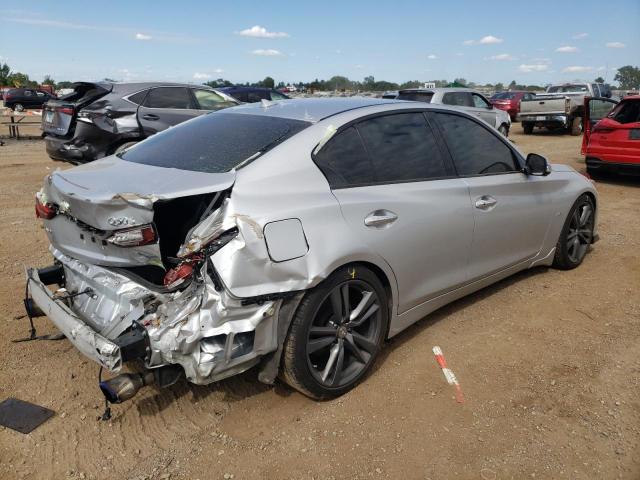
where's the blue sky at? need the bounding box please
[0,0,638,86]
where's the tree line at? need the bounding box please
[1,62,639,92]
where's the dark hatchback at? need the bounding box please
[42,82,239,163]
[3,88,56,111]
[218,86,290,103]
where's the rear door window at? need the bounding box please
[192,89,235,110]
[313,127,374,188]
[143,87,193,109]
[612,101,640,124]
[442,92,472,107]
[356,113,449,183]
[435,113,519,176]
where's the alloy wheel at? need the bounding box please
[566,202,593,263]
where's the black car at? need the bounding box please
[218,86,290,103]
[3,88,56,111]
[42,82,240,163]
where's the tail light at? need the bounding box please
[35,195,57,219]
[56,106,74,115]
[163,263,195,288]
[107,225,156,247]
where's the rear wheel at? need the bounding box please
[523,122,534,134]
[553,194,595,270]
[13,103,24,112]
[281,266,388,399]
[570,116,583,136]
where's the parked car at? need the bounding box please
[3,88,56,111]
[519,83,611,135]
[218,86,290,103]
[490,91,535,121]
[26,98,598,404]
[582,95,640,176]
[42,82,239,163]
[397,88,511,135]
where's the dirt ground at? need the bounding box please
[0,127,638,480]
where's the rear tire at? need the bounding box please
[13,103,24,112]
[553,194,595,270]
[570,117,583,136]
[281,265,389,400]
[523,122,534,134]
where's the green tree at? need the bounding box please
[508,80,517,90]
[453,77,467,86]
[263,76,275,89]
[204,78,233,88]
[613,66,640,89]
[594,76,605,84]
[42,75,56,86]
[494,82,505,91]
[8,72,35,88]
[56,80,74,89]
[0,63,12,86]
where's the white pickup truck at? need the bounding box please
[518,82,611,135]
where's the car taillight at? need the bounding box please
[107,225,156,247]
[35,200,57,219]
[163,263,195,288]
[56,106,74,115]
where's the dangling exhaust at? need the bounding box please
[100,371,155,404]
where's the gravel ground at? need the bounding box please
[0,128,638,480]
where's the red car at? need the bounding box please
[582,95,640,176]
[490,91,536,121]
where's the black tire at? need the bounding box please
[13,103,24,112]
[114,141,138,155]
[553,194,595,270]
[281,265,389,400]
[523,122,534,135]
[498,124,509,137]
[570,116,583,136]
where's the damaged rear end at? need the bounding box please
[28,111,311,403]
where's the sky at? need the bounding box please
[0,0,638,86]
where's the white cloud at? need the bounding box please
[427,54,438,60]
[193,72,211,80]
[237,25,289,38]
[354,64,364,69]
[596,66,607,72]
[562,66,593,73]
[606,42,625,48]
[572,33,588,40]
[479,35,503,44]
[251,49,284,56]
[135,33,152,41]
[555,45,578,53]
[518,64,549,73]
[463,35,503,46]
[488,53,515,61]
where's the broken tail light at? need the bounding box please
[163,262,195,288]
[57,106,74,116]
[35,195,57,219]
[107,225,156,247]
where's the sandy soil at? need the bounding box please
[0,128,638,480]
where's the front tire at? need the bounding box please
[13,103,24,112]
[523,122,534,134]
[553,194,595,270]
[570,117,583,136]
[281,266,389,399]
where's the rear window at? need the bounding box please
[492,92,517,100]
[547,84,588,93]
[119,112,310,173]
[397,91,434,103]
[58,83,111,103]
[612,100,640,124]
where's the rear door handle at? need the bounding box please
[475,195,497,210]
[364,209,398,228]
[142,114,159,121]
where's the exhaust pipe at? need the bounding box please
[100,371,154,404]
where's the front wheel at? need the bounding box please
[553,194,595,270]
[13,103,24,112]
[523,122,534,134]
[281,266,389,399]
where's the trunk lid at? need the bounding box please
[42,157,235,268]
[42,82,112,136]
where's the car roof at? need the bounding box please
[399,87,479,94]
[226,97,410,123]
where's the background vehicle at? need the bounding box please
[490,91,535,121]
[519,83,611,135]
[218,86,290,102]
[583,95,640,175]
[42,82,239,163]
[397,87,511,135]
[27,98,597,404]
[3,87,56,111]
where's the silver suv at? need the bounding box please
[397,87,511,136]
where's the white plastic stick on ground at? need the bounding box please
[432,346,465,403]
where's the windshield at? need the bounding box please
[547,84,588,93]
[119,112,310,173]
[397,91,434,103]
[492,92,517,100]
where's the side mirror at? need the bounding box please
[524,153,550,176]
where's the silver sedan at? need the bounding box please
[27,98,597,403]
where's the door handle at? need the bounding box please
[142,114,159,121]
[364,210,398,228]
[475,195,497,210]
